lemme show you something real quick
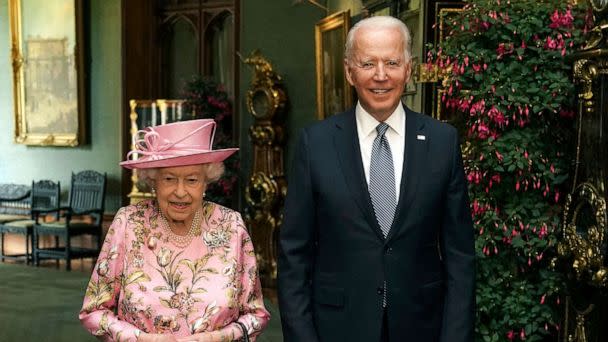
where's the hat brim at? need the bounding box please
[120,148,238,170]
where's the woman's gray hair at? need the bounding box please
[344,15,412,65]
[136,162,225,192]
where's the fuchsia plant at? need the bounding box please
[428,1,592,340]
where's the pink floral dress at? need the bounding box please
[79,199,270,341]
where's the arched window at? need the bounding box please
[161,14,198,98]
[206,11,234,96]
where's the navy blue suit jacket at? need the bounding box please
[278,107,475,342]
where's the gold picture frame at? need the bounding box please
[315,10,352,120]
[431,3,464,121]
[9,0,86,146]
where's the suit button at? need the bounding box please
[376,287,383,295]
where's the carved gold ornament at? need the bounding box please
[558,182,608,288]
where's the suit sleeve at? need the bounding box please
[440,127,476,342]
[277,128,320,342]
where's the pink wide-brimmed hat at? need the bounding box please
[120,119,238,169]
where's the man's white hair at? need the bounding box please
[344,15,412,64]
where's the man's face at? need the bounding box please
[344,26,411,120]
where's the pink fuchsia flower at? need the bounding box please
[466,170,482,184]
[545,36,557,49]
[487,106,506,127]
[457,98,472,112]
[536,252,544,261]
[495,150,504,162]
[469,99,486,116]
[549,9,573,29]
[476,122,490,139]
[496,42,514,59]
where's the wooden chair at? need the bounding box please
[0,184,30,224]
[33,171,106,270]
[0,180,60,263]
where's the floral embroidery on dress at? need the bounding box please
[79,200,269,341]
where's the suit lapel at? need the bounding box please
[333,110,385,241]
[386,108,426,243]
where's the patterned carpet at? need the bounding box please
[0,263,283,342]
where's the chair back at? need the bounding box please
[31,180,61,220]
[69,171,107,225]
[0,184,31,216]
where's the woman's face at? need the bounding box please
[154,164,207,224]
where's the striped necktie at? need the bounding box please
[369,122,396,237]
[369,122,396,308]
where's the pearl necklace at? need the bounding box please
[157,208,202,248]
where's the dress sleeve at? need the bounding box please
[235,213,270,341]
[79,207,142,342]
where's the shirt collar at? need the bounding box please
[355,101,405,138]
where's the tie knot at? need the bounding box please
[376,122,389,137]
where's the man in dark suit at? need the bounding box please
[277,16,475,342]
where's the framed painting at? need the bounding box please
[9,0,86,146]
[315,10,352,119]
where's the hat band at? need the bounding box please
[126,121,216,162]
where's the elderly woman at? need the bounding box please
[79,119,269,342]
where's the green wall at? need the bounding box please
[328,0,363,14]
[0,0,122,212]
[238,1,327,187]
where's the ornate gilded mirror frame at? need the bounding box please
[559,182,608,287]
[557,2,608,340]
[9,0,87,146]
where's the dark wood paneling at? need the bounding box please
[120,0,158,205]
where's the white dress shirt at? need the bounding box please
[355,102,406,202]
